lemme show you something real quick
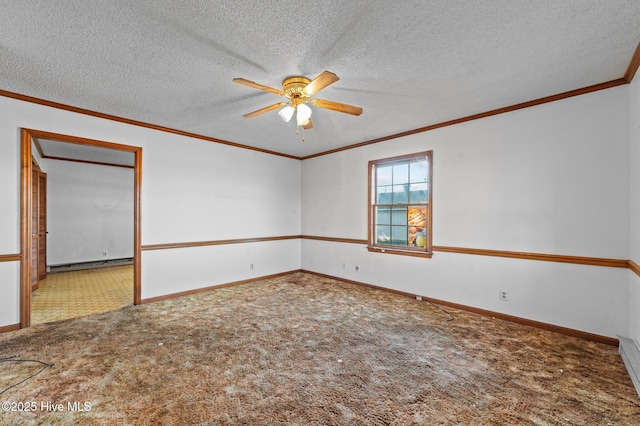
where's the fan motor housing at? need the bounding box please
[282,76,311,99]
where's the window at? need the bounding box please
[368,151,432,257]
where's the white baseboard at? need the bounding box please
[619,336,640,397]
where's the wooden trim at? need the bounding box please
[32,134,135,168]
[20,129,32,328]
[2,77,630,164]
[301,235,367,245]
[0,323,21,334]
[1,90,299,160]
[433,245,628,268]
[20,128,143,325]
[301,236,628,269]
[370,151,433,164]
[31,157,41,172]
[133,148,142,305]
[367,151,433,255]
[32,137,45,159]
[421,295,618,346]
[2,76,630,163]
[302,270,618,346]
[624,40,640,83]
[301,79,627,160]
[366,246,433,258]
[140,269,301,304]
[39,155,135,169]
[26,129,141,152]
[141,235,301,251]
[367,160,374,249]
[629,260,640,278]
[0,254,21,262]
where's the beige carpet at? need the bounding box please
[1,272,638,425]
[31,265,133,324]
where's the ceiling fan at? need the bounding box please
[232,70,363,132]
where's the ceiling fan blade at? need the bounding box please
[302,118,313,130]
[233,78,284,96]
[303,70,339,96]
[313,99,363,116]
[243,102,287,118]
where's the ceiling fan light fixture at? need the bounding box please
[278,105,294,122]
[296,103,312,127]
[233,70,362,139]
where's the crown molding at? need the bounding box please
[301,78,627,159]
[0,89,299,160]
[624,40,640,83]
[630,260,640,278]
[3,40,639,161]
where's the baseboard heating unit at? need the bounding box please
[49,257,133,273]
[619,336,640,397]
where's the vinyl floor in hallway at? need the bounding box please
[31,265,133,324]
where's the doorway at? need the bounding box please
[20,129,142,328]
[31,160,47,291]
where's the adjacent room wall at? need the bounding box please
[301,85,630,339]
[0,95,302,327]
[43,158,134,266]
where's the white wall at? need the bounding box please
[302,86,630,339]
[43,159,134,265]
[138,129,302,300]
[629,71,640,343]
[142,239,301,300]
[0,83,634,339]
[0,95,301,327]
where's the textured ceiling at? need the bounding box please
[2,1,640,158]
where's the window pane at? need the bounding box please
[410,227,427,248]
[390,226,408,245]
[409,183,428,203]
[409,159,429,183]
[376,225,391,244]
[369,151,432,253]
[408,207,427,228]
[376,185,393,204]
[376,165,393,186]
[408,207,427,247]
[393,163,409,185]
[391,206,407,225]
[392,184,408,204]
[375,206,391,225]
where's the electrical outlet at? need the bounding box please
[249,264,254,270]
[500,290,508,301]
[342,263,346,271]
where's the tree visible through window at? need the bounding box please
[368,151,432,257]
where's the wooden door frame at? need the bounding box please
[20,128,142,328]
[30,163,46,291]
[37,170,47,282]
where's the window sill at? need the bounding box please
[367,246,433,258]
